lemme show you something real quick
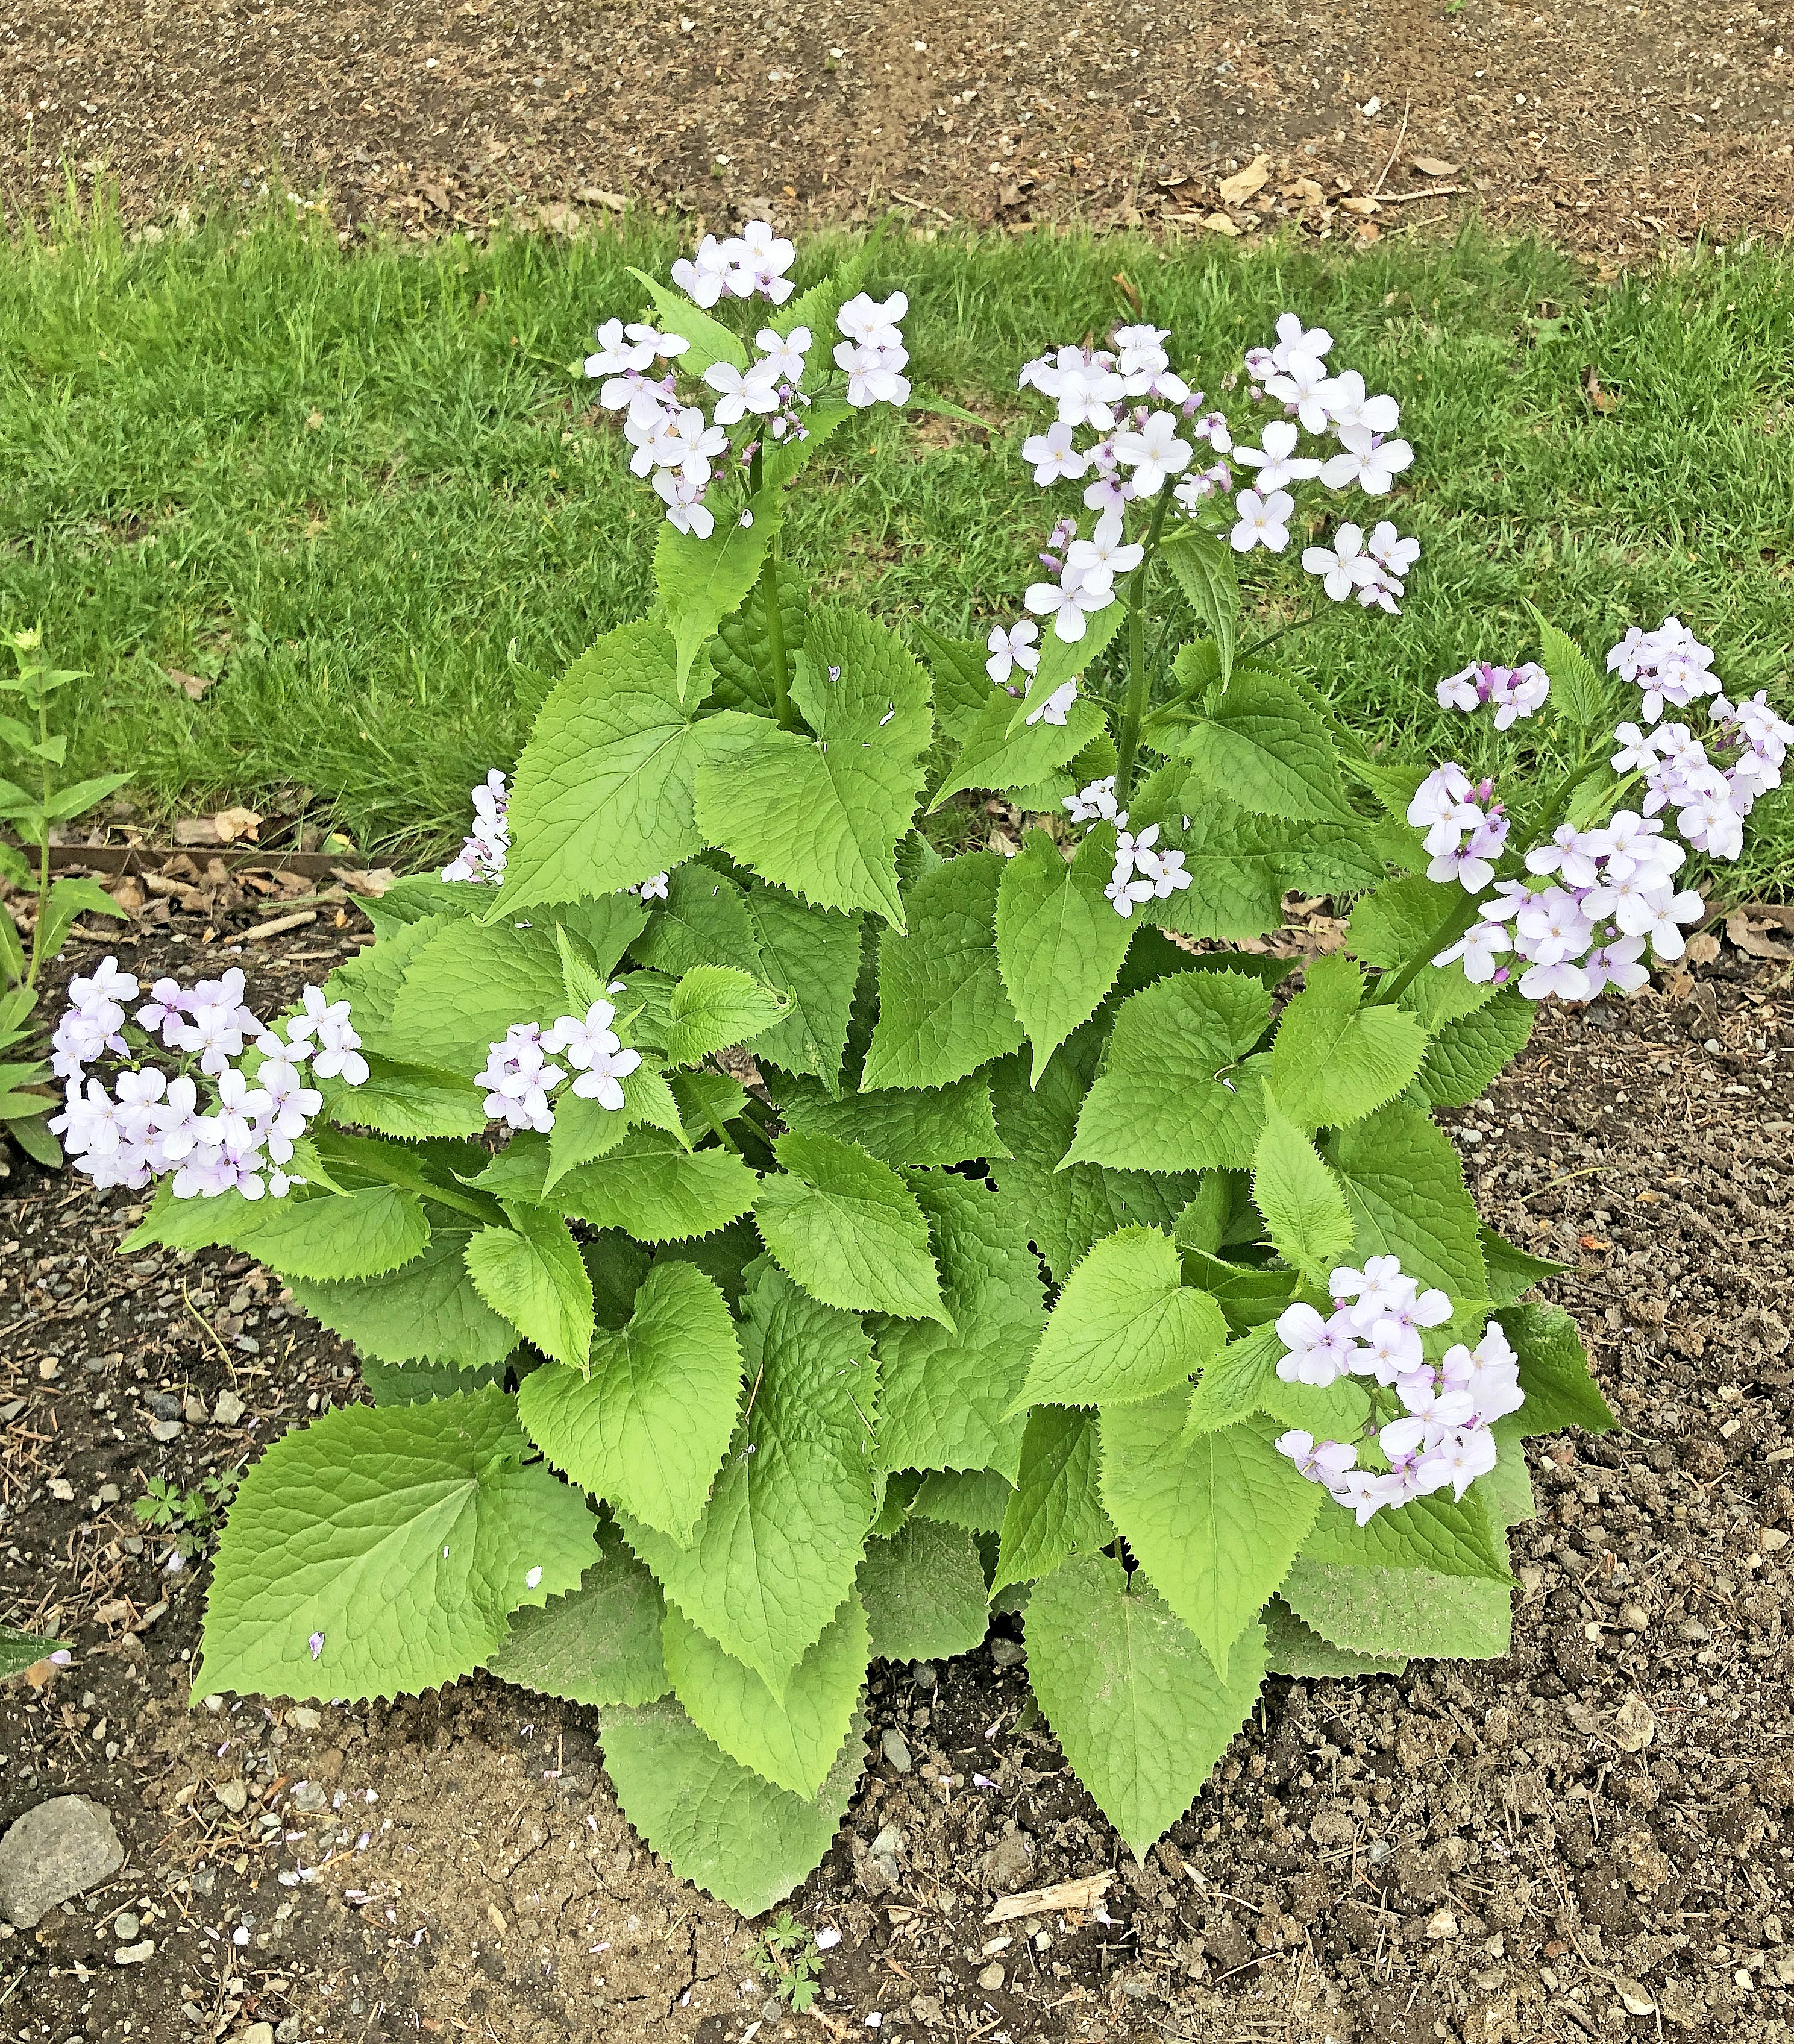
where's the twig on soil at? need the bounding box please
[243,909,319,942]
[890,189,956,222]
[1369,96,1412,199]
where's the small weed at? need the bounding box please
[748,1911,826,2013]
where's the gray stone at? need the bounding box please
[0,1797,124,1927]
[880,1728,913,1773]
[990,1637,1026,1668]
[113,1911,140,1940]
[214,1780,249,1814]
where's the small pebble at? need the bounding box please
[880,1729,912,1774]
[113,1911,139,1940]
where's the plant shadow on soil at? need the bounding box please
[3,910,1794,2044]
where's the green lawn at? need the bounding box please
[4,207,1792,892]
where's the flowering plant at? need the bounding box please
[78,236,1790,1916]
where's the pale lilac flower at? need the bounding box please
[1228,487,1294,553]
[1021,420,1089,486]
[1024,679,1079,728]
[986,620,1041,687]
[1235,419,1320,493]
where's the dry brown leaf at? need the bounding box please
[1411,155,1461,177]
[331,866,398,898]
[1202,212,1241,236]
[1683,930,1722,967]
[1217,153,1272,206]
[1338,196,1381,216]
[419,181,453,213]
[1581,365,1618,415]
[173,816,223,847]
[1660,968,1696,1000]
[167,668,214,702]
[212,805,263,846]
[1281,177,1326,201]
[1725,910,1794,960]
[575,186,627,212]
[1355,221,1382,242]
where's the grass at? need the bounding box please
[2,205,1793,892]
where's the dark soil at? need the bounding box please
[4,887,1794,2043]
[2,0,1791,262]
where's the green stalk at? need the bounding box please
[29,647,49,989]
[748,443,798,732]
[1112,489,1174,807]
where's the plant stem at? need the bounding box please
[29,650,50,990]
[1112,489,1173,805]
[749,444,798,732]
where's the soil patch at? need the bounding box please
[2,0,1790,261]
[2,905,1793,2043]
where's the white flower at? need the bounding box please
[1022,419,1089,485]
[727,220,796,302]
[703,359,781,424]
[1270,313,1333,370]
[834,340,911,409]
[1316,369,1400,439]
[652,407,729,485]
[670,234,733,309]
[838,291,908,350]
[1364,520,1420,576]
[986,620,1040,685]
[1302,523,1375,601]
[1104,872,1155,917]
[1024,569,1112,643]
[1064,776,1121,825]
[1228,487,1294,553]
[1024,679,1078,727]
[443,769,509,882]
[1273,1301,1363,1386]
[653,469,715,537]
[1275,1430,1358,1485]
[1109,410,1193,494]
[1052,359,1126,432]
[1318,432,1414,495]
[1262,353,1332,433]
[754,325,811,383]
[541,999,621,1068]
[1433,920,1511,982]
[571,1043,642,1112]
[1234,419,1320,493]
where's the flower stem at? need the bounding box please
[750,444,799,733]
[30,645,51,990]
[1112,490,1174,806]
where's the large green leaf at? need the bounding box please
[1267,955,1429,1131]
[1025,1554,1266,1858]
[631,861,764,978]
[993,1407,1114,1594]
[663,963,789,1065]
[1327,1102,1488,1297]
[124,1181,430,1284]
[485,1521,670,1706]
[744,884,864,1089]
[383,916,570,1077]
[654,492,774,698]
[855,1520,990,1662]
[626,266,749,373]
[1179,669,1354,823]
[500,620,718,911]
[288,1224,517,1369]
[755,1130,950,1325]
[711,569,808,716]
[996,826,1133,1085]
[1419,993,1537,1107]
[694,608,932,926]
[871,1172,1043,1480]
[619,1265,879,1691]
[929,690,1107,810]
[198,1389,597,1702]
[321,1054,488,1142]
[1065,970,1273,1174]
[517,1262,742,1541]
[1014,1225,1226,1409]
[1164,532,1239,682]
[600,1697,866,1916]
[861,852,1025,1092]
[1345,875,1491,1033]
[494,1127,758,1242]
[465,1205,594,1371]
[1497,1302,1616,1436]
[1261,1596,1406,1679]
[1126,778,1285,945]
[662,1596,868,1799]
[1100,1394,1320,1678]
[773,1070,1000,1167]
[1250,1108,1354,1286]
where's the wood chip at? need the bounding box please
[1217,153,1272,204]
[985,1870,1114,1923]
[243,910,318,942]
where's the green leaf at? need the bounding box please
[664,963,789,1065]
[1476,1414,1537,1533]
[1267,955,1429,1131]
[496,1128,757,1242]
[856,1520,990,1662]
[486,1521,670,1705]
[124,1181,430,1283]
[37,876,124,957]
[384,916,569,1077]
[1480,1224,1569,1307]
[1025,1554,1266,1858]
[1419,994,1536,1107]
[911,1466,1013,1532]
[988,1038,1198,1286]
[1249,813,1389,899]
[654,492,775,699]
[743,884,864,1090]
[872,1173,1043,1480]
[860,851,1024,1091]
[323,1054,488,1142]
[517,1262,742,1541]
[40,772,131,825]
[1014,1225,1226,1410]
[465,1205,594,1371]
[1251,1108,1354,1285]
[600,1696,866,1916]
[360,1357,507,1405]
[993,1407,1115,1594]
[694,608,932,926]
[619,1264,879,1691]
[0,1623,66,1679]
[1345,875,1489,1032]
[1100,1395,1320,1678]
[287,1225,517,1369]
[198,1389,597,1702]
[1327,1102,1488,1297]
[1183,1321,1372,1444]
[1122,778,1285,945]
[1532,614,1611,728]
[663,1596,868,1799]
[929,691,1106,811]
[1008,600,1124,734]
[626,267,749,373]
[996,826,1133,1086]
[500,621,715,913]
[1178,670,1353,823]
[1065,970,1273,1174]
[1497,1302,1616,1436]
[359,876,480,941]
[911,623,996,744]
[632,862,763,977]
[773,1069,1000,1167]
[1261,1596,1406,1678]
[756,1130,950,1326]
[1164,532,1239,682]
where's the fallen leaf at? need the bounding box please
[1112,271,1141,313]
[1217,153,1272,206]
[212,805,263,846]
[174,816,223,847]
[1581,365,1618,415]
[1281,177,1326,201]
[536,200,580,235]
[1726,911,1793,959]
[1338,196,1381,216]
[1610,1693,1656,1753]
[419,181,453,213]
[1354,221,1382,242]
[167,668,214,702]
[331,866,397,898]
[1411,155,1461,176]
[1683,930,1722,966]
[575,186,627,212]
[1660,969,1695,999]
[1202,212,1241,237]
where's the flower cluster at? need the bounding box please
[1436,661,1551,730]
[993,312,1420,662]
[1607,615,1719,724]
[1273,1256,1525,1524]
[585,225,911,539]
[441,769,510,884]
[1053,778,1194,920]
[475,999,641,1134]
[1407,764,1511,893]
[48,960,366,1200]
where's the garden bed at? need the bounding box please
[2,909,1790,2044]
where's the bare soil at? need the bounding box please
[3,870,1793,2042]
[2,0,1792,261]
